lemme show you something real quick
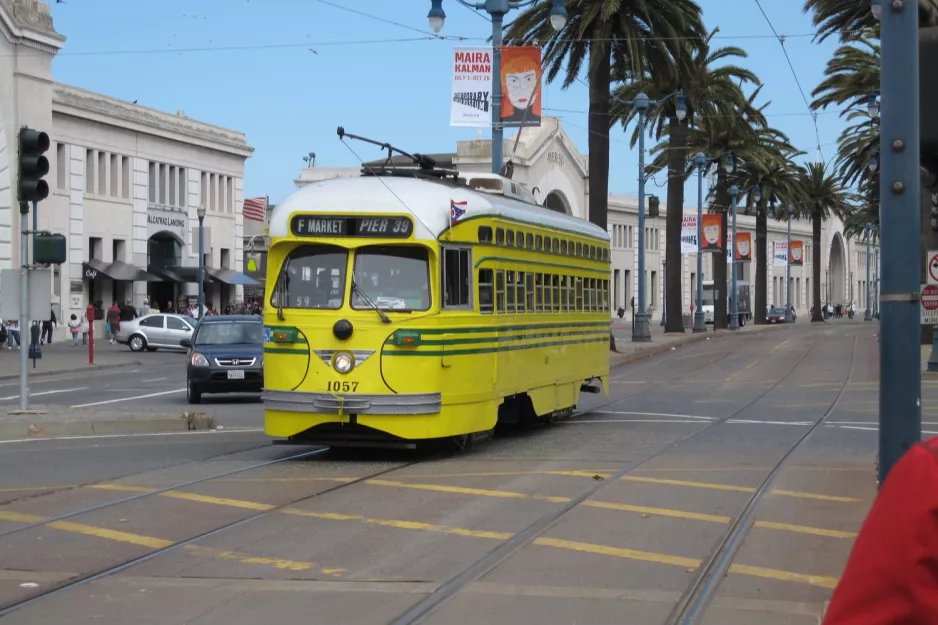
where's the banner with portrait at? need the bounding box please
[773,241,788,267]
[700,214,723,252]
[680,215,698,254]
[500,46,542,127]
[451,47,493,127]
[735,232,753,262]
[789,240,805,266]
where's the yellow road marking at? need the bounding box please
[46,520,173,549]
[218,477,357,484]
[727,563,839,589]
[621,475,756,493]
[583,500,730,523]
[89,484,152,493]
[365,479,571,503]
[0,510,45,523]
[396,470,604,480]
[772,489,861,503]
[180,545,324,573]
[282,509,513,540]
[725,360,761,382]
[771,339,790,352]
[752,521,857,539]
[533,537,701,568]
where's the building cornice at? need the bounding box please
[52,83,254,158]
[0,0,65,54]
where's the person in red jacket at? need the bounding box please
[822,438,938,624]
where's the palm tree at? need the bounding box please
[611,28,757,333]
[798,162,853,321]
[503,0,706,232]
[803,0,935,43]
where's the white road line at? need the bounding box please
[727,419,813,426]
[71,388,186,408]
[0,428,265,444]
[827,420,938,426]
[592,410,715,421]
[565,419,706,424]
[0,388,88,401]
[144,377,168,383]
[827,424,938,435]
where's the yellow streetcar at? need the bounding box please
[262,131,611,449]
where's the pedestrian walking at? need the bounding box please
[68,313,81,346]
[40,305,56,344]
[6,319,20,349]
[105,301,120,345]
[81,309,90,346]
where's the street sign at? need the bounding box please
[922,283,938,324]
[0,268,52,320]
[928,250,938,284]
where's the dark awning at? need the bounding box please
[206,268,262,286]
[146,266,185,282]
[83,259,162,282]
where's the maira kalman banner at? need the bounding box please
[500,46,542,128]
[789,240,805,266]
[680,215,698,254]
[773,241,788,267]
[701,214,723,253]
[734,232,752,262]
[451,47,493,127]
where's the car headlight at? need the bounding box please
[333,352,354,374]
[191,353,209,367]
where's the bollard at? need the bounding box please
[928,326,938,372]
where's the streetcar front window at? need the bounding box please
[351,245,430,312]
[270,245,348,310]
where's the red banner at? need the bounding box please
[735,232,752,262]
[789,240,804,266]
[500,46,542,127]
[701,214,723,252]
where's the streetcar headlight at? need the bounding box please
[333,352,354,374]
[191,352,209,367]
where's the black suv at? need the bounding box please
[181,315,264,404]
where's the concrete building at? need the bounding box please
[0,0,256,333]
[293,117,879,321]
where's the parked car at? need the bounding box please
[180,315,263,404]
[117,313,196,352]
[766,306,787,324]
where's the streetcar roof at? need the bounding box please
[268,176,609,241]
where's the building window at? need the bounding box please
[98,151,106,195]
[201,172,208,209]
[121,157,130,199]
[110,154,118,197]
[178,168,187,206]
[169,166,177,206]
[442,247,472,308]
[88,236,102,260]
[56,143,67,190]
[478,269,494,313]
[220,248,230,269]
[148,161,157,202]
[85,149,95,194]
[227,176,234,213]
[113,239,126,263]
[209,174,216,211]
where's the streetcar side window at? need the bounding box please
[495,228,505,246]
[496,270,506,313]
[576,242,582,257]
[478,226,493,243]
[516,230,524,248]
[535,274,543,312]
[560,276,568,312]
[506,230,515,247]
[552,238,559,255]
[442,247,472,309]
[506,271,516,313]
[576,277,584,311]
[478,269,494,313]
[560,240,567,255]
[526,233,534,249]
[516,272,526,313]
[552,275,560,312]
[545,238,552,253]
[525,272,534,312]
[270,244,348,311]
[535,235,543,251]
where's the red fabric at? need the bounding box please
[822,437,938,624]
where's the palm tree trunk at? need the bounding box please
[812,207,824,322]
[754,203,767,324]
[713,180,729,329]
[665,117,687,333]
[587,51,610,230]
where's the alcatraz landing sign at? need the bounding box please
[451,47,493,127]
[147,207,188,241]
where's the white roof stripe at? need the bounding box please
[268,177,610,241]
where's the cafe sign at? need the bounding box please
[147,206,188,242]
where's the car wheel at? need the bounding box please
[129,334,146,352]
[187,381,202,404]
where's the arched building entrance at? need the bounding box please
[828,232,847,306]
[544,190,571,215]
[148,232,183,312]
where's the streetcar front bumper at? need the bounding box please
[262,390,442,415]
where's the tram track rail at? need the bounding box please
[386,333,828,625]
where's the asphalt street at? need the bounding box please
[0,321,921,624]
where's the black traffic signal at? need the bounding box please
[33,233,67,265]
[648,195,660,218]
[17,127,50,206]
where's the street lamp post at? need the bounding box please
[727,183,760,331]
[874,247,880,318]
[864,222,873,321]
[197,205,206,320]
[784,205,794,323]
[692,152,707,333]
[427,0,568,175]
[871,0,922,483]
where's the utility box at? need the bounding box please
[0,268,52,320]
[33,233,67,265]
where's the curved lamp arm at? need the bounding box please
[428,0,567,33]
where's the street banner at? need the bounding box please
[735,232,752,262]
[500,46,542,127]
[726,234,733,264]
[451,47,493,127]
[701,214,722,253]
[773,241,788,267]
[789,240,805,266]
[680,215,698,254]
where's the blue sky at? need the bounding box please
[49,0,848,205]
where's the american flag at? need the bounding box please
[243,196,268,222]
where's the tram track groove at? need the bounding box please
[385,334,825,625]
[665,330,861,625]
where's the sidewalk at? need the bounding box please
[0,340,144,380]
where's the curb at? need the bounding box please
[0,360,144,382]
[0,412,215,442]
[609,324,790,370]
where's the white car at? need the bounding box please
[116,313,196,352]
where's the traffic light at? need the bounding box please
[33,233,67,265]
[17,127,50,209]
[648,195,660,218]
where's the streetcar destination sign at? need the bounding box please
[290,215,413,238]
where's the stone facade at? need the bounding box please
[0,0,254,333]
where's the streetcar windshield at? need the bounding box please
[351,245,430,311]
[270,245,348,310]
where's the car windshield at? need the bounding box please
[195,322,263,346]
[270,245,348,310]
[770,307,786,314]
[351,246,430,312]
[180,316,196,328]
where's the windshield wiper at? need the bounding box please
[351,280,391,324]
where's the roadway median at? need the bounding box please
[0,408,216,441]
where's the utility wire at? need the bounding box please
[309,0,451,39]
[751,0,825,163]
[543,106,843,121]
